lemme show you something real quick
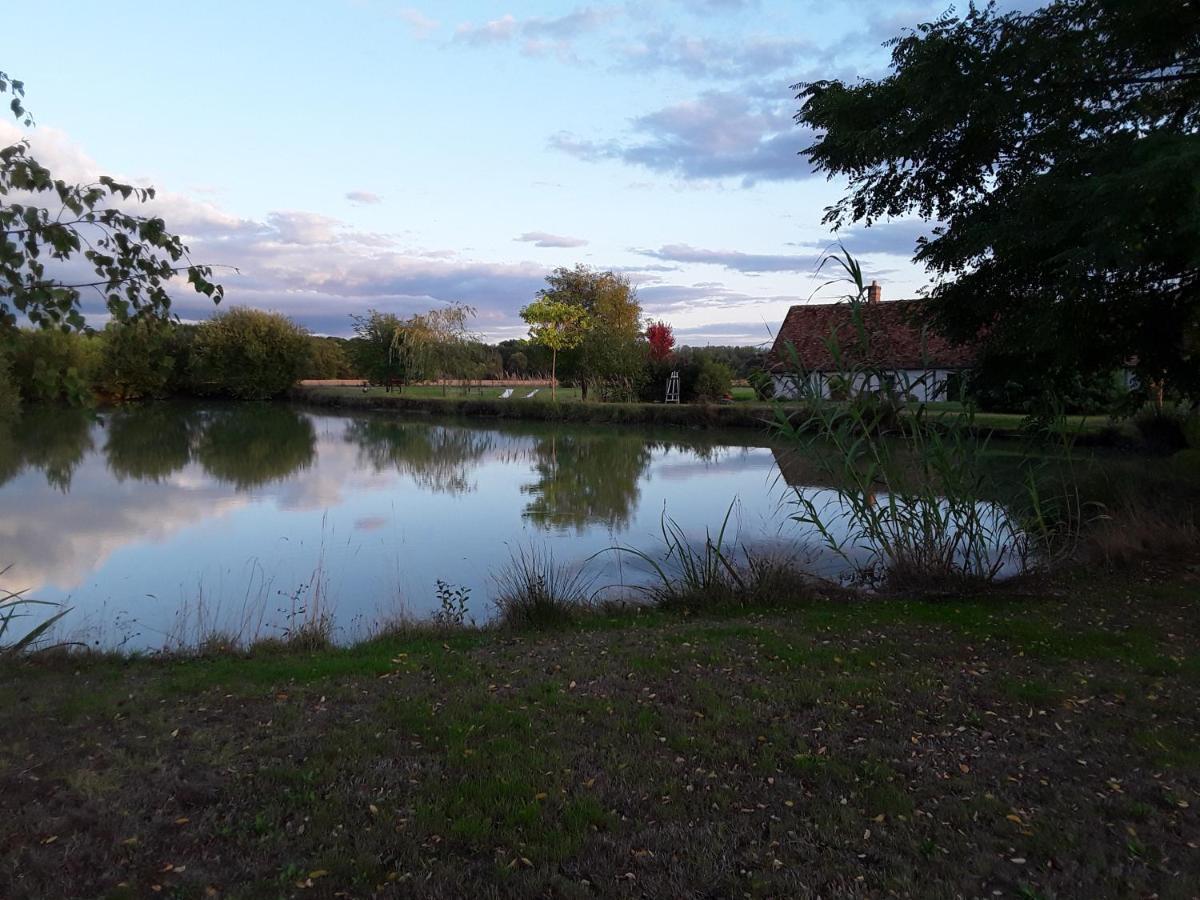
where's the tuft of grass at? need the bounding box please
[492,545,594,629]
[0,566,71,657]
[610,502,824,611]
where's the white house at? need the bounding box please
[767,282,975,402]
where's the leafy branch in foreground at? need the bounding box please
[1,67,224,330]
[797,0,1200,405]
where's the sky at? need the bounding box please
[2,0,1004,347]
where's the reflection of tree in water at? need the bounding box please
[193,405,317,490]
[0,407,95,492]
[345,418,495,495]
[104,405,202,482]
[521,432,652,532]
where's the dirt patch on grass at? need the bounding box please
[2,566,1199,898]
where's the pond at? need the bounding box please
[2,403,847,649]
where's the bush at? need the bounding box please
[8,328,99,405]
[694,359,733,402]
[492,546,592,629]
[95,319,178,401]
[747,368,775,401]
[189,309,311,400]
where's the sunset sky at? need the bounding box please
[3,0,1031,345]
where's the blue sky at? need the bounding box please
[3,0,987,345]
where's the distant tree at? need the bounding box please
[534,265,645,400]
[519,296,589,400]
[646,320,676,361]
[508,350,529,375]
[351,310,406,387]
[305,336,356,380]
[96,318,177,401]
[0,69,223,332]
[694,359,733,402]
[189,308,311,400]
[796,0,1200,402]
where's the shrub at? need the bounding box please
[694,359,733,402]
[189,308,311,400]
[493,546,592,629]
[95,319,177,401]
[8,328,99,405]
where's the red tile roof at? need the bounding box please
[766,299,975,372]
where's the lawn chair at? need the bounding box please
[523,389,540,399]
[498,388,514,399]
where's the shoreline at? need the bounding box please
[293,384,1139,447]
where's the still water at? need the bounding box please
[1,403,828,649]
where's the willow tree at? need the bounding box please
[797,1,1200,403]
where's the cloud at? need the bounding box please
[453,7,615,57]
[515,231,589,249]
[345,190,382,205]
[266,211,340,245]
[550,91,818,186]
[619,32,812,79]
[0,120,553,337]
[790,219,937,258]
[524,7,616,38]
[637,243,815,274]
[396,7,439,38]
[453,14,518,44]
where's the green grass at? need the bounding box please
[3,566,1199,898]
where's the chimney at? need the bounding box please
[866,280,882,303]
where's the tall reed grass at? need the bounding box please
[772,249,1079,591]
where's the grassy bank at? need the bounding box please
[296,385,1131,443]
[3,564,1198,898]
[295,384,783,429]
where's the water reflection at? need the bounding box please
[105,406,200,482]
[0,404,791,647]
[521,433,652,532]
[194,406,316,490]
[345,418,495,495]
[0,407,96,492]
[1,404,319,492]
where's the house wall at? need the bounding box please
[772,369,962,402]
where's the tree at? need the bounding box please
[534,265,645,400]
[646,320,675,361]
[351,310,406,387]
[1,70,222,331]
[189,308,311,400]
[519,296,589,400]
[796,1,1200,403]
[96,318,177,401]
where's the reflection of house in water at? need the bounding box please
[767,282,975,402]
